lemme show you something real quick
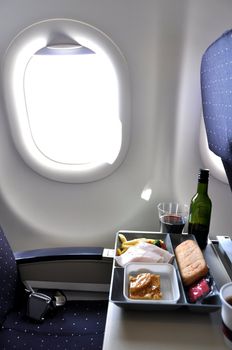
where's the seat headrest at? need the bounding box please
[201,29,232,163]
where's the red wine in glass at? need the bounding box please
[160,214,185,234]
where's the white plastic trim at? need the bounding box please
[2,19,131,183]
[200,117,229,184]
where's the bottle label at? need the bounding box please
[189,204,211,225]
[197,205,210,219]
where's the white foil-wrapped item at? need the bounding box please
[115,242,174,267]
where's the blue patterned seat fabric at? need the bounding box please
[0,227,18,324]
[0,300,107,349]
[0,227,108,349]
[201,29,232,189]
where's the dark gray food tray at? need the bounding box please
[109,231,231,312]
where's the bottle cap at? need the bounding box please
[198,169,209,182]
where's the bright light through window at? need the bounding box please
[24,46,122,165]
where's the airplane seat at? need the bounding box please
[201,29,232,190]
[0,226,109,349]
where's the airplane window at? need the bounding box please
[3,19,130,182]
[24,45,121,166]
[200,118,228,184]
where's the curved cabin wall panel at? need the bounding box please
[0,0,231,250]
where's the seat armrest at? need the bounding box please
[14,247,104,264]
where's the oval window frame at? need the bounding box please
[2,19,131,183]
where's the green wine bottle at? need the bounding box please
[188,169,212,249]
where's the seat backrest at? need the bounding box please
[201,29,232,189]
[0,227,18,323]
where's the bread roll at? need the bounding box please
[175,239,208,286]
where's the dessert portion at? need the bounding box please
[128,272,162,300]
[175,239,208,286]
[187,278,211,303]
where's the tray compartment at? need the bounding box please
[170,234,231,311]
[123,262,180,303]
[114,231,174,263]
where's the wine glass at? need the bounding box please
[157,202,189,234]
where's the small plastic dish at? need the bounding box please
[123,262,180,303]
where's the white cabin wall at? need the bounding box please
[0,0,231,250]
